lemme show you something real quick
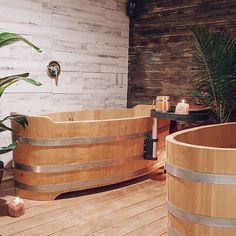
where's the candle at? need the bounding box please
[8,197,25,217]
[175,99,189,114]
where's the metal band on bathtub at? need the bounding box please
[15,164,161,192]
[15,132,149,146]
[14,155,143,173]
[168,224,184,236]
[166,162,236,185]
[168,202,236,228]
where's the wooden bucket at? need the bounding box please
[12,105,170,200]
[166,122,236,236]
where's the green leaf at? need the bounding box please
[0,32,42,52]
[0,32,42,156]
[0,123,15,133]
[1,114,28,128]
[190,26,236,123]
[0,73,29,86]
[0,73,42,97]
[0,143,17,155]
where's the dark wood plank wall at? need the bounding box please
[127,0,236,107]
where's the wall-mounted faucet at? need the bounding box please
[47,61,61,86]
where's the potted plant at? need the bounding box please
[190,26,236,123]
[0,32,41,185]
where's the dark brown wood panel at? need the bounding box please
[128,0,236,107]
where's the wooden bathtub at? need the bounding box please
[12,105,169,200]
[166,122,236,236]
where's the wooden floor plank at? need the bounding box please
[0,175,163,227]
[13,185,166,236]
[50,192,166,235]
[86,204,167,236]
[124,216,168,236]
[0,171,168,236]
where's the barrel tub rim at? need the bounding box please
[166,122,236,235]
[166,122,236,151]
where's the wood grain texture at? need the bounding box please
[0,171,167,236]
[127,0,236,107]
[0,0,129,166]
[166,122,236,236]
[12,105,169,200]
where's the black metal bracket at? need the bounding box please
[143,136,158,160]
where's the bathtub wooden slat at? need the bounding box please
[14,155,144,173]
[15,131,149,146]
[12,105,169,200]
[14,157,166,185]
[15,162,166,201]
[13,138,145,165]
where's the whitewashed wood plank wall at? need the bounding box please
[0,0,129,167]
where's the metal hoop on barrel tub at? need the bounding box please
[11,105,170,201]
[166,122,236,236]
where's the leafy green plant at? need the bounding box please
[0,32,42,154]
[190,26,236,123]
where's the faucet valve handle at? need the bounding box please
[46,61,61,86]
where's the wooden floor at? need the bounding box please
[0,169,168,236]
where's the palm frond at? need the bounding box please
[190,26,236,122]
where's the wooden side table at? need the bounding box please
[147,105,211,160]
[151,105,211,133]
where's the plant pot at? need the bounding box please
[0,161,4,186]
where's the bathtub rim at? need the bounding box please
[11,113,151,124]
[28,115,150,123]
[166,122,236,151]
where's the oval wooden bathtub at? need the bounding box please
[166,122,236,236]
[12,105,169,200]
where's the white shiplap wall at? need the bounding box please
[0,0,129,166]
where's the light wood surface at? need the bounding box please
[166,122,236,236]
[0,170,167,236]
[0,0,129,166]
[12,105,170,200]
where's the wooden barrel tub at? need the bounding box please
[166,122,236,236]
[12,105,169,200]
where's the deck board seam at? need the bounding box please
[84,202,167,236]
[27,192,167,236]
[121,216,168,236]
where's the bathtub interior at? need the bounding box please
[44,105,153,122]
[174,122,236,148]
